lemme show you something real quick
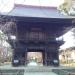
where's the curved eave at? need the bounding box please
[0,4,75,19]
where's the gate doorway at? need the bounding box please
[27,52,43,66]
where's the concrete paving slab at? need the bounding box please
[24,72,58,75]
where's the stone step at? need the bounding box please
[24,72,58,75]
[24,66,52,72]
[24,67,57,75]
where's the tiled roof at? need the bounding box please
[1,4,74,18]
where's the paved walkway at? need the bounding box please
[0,65,58,75]
[0,65,75,75]
[0,65,74,69]
[24,72,57,75]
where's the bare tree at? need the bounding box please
[0,16,16,65]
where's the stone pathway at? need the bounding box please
[0,65,75,75]
[0,65,58,75]
[24,72,57,75]
[24,66,57,75]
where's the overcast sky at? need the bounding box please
[0,0,64,13]
[15,0,64,7]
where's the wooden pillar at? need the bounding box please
[45,49,47,66]
[12,48,20,66]
[43,50,45,65]
[24,48,27,65]
[46,51,51,66]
